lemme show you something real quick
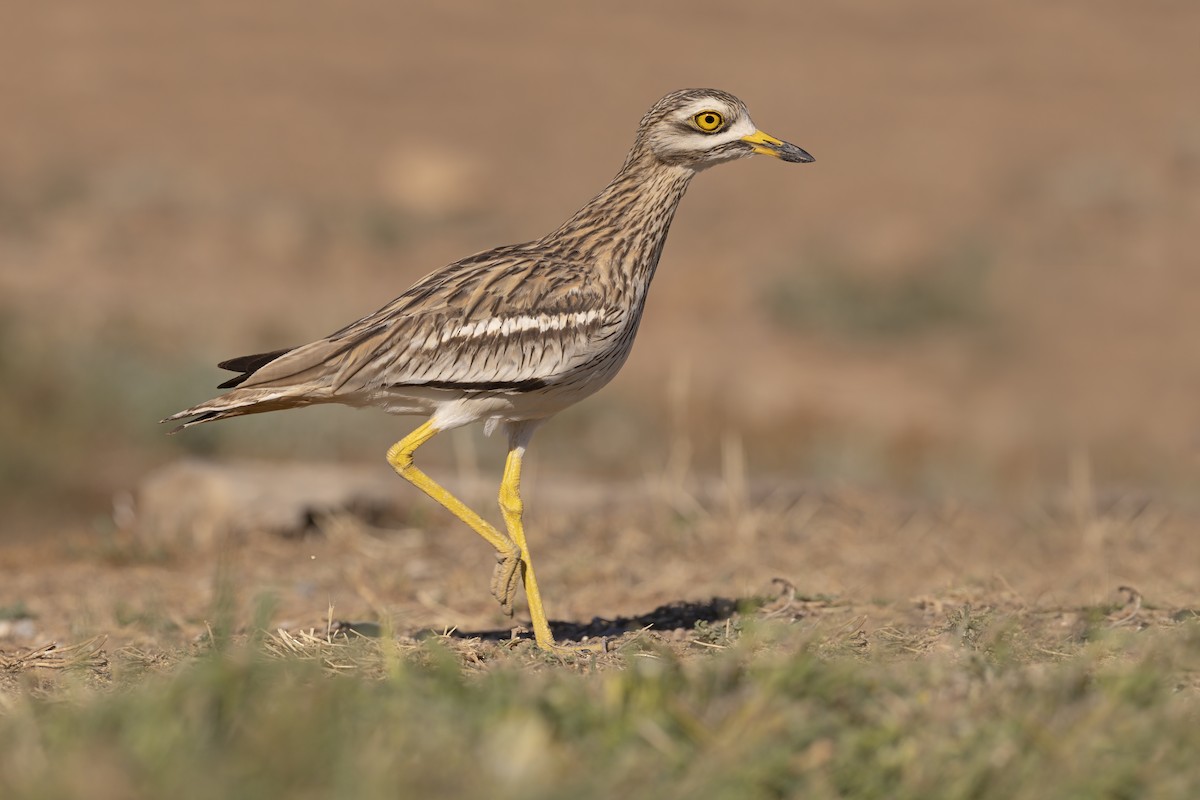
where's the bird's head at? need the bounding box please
[632,88,814,170]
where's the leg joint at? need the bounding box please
[387,421,437,474]
[498,486,523,518]
[386,443,414,473]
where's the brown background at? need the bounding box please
[2,1,1199,533]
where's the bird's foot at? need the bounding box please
[508,624,608,654]
[490,550,523,616]
[547,639,607,655]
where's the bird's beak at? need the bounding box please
[740,130,814,163]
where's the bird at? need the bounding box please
[164,88,813,652]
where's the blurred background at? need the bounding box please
[2,0,1198,537]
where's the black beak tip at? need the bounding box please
[782,145,815,164]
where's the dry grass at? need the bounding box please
[2,423,1198,798]
[3,466,1199,794]
[1,597,1198,799]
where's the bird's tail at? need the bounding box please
[163,341,350,432]
[161,386,326,433]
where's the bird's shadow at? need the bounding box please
[458,596,743,643]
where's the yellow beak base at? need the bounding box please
[740,130,815,163]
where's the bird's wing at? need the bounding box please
[228,246,621,395]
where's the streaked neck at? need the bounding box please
[543,152,696,288]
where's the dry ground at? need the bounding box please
[3,473,1199,799]
[2,466,1196,661]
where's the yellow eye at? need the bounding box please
[692,111,724,133]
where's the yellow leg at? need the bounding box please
[498,425,604,653]
[498,446,557,650]
[386,421,522,614]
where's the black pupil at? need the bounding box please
[704,115,715,125]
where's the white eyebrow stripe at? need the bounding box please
[426,310,605,349]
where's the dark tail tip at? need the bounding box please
[217,347,294,389]
[160,410,222,433]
